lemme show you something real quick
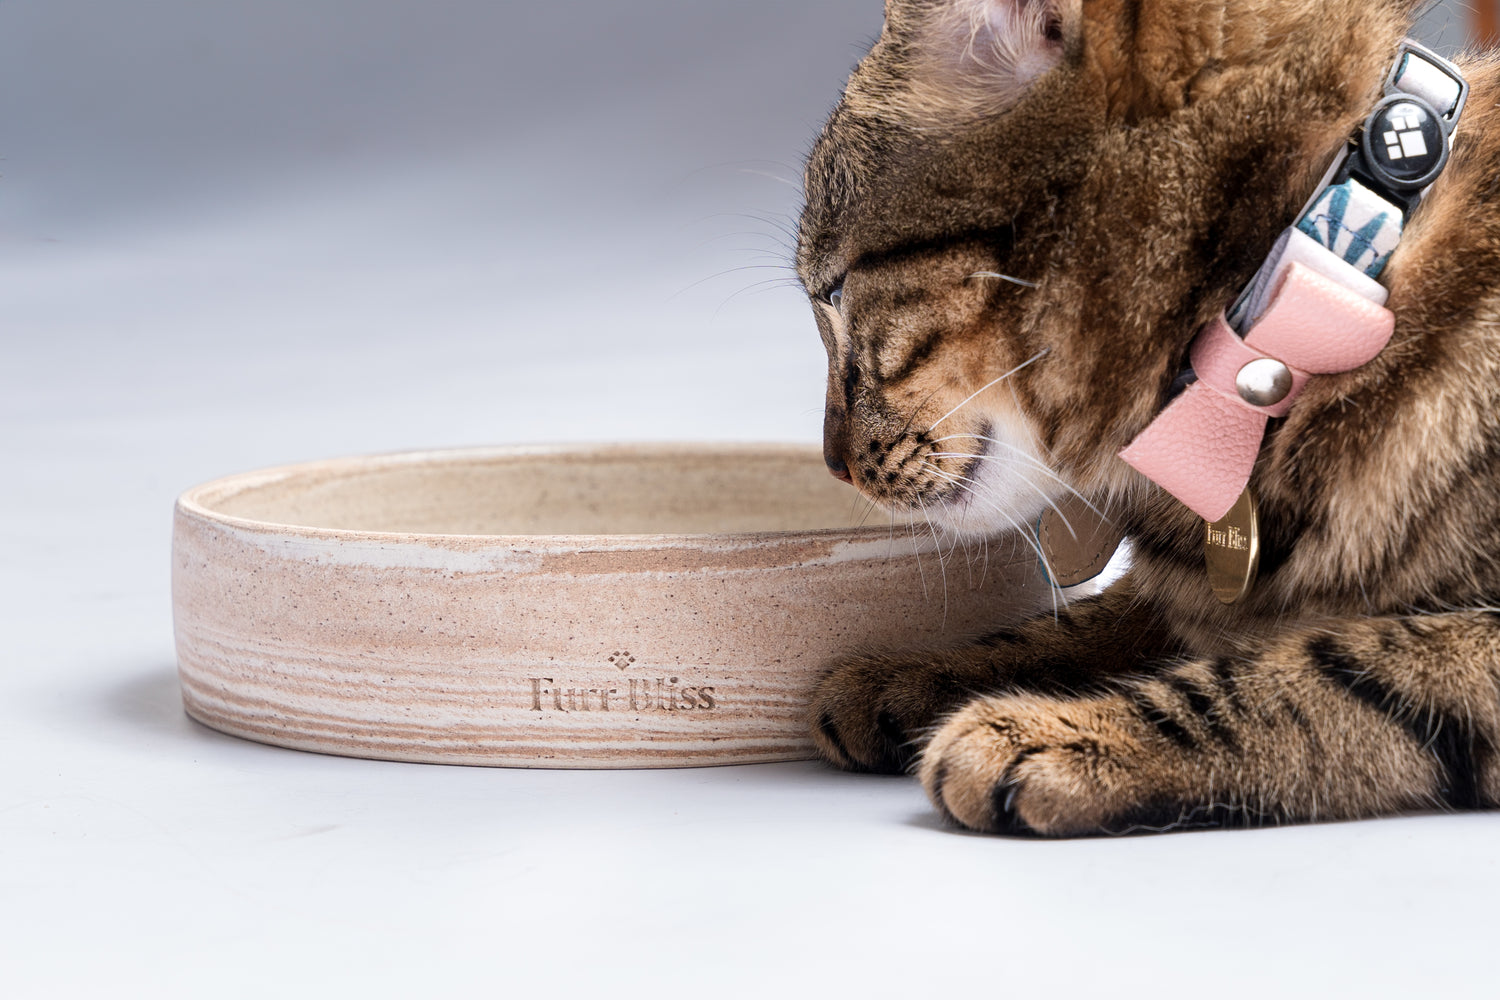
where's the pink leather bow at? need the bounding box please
[1119,262,1396,522]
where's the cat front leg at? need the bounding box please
[921,611,1500,835]
[809,580,1179,773]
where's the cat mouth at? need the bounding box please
[902,422,1061,540]
[837,399,1061,540]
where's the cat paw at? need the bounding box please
[918,692,1146,836]
[809,648,1001,774]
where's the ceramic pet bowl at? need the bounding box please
[172,443,1053,768]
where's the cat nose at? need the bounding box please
[824,406,854,484]
[826,455,853,484]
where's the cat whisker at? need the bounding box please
[916,496,950,626]
[924,461,1080,548]
[735,167,803,192]
[921,464,1045,561]
[712,277,807,316]
[685,158,802,184]
[968,270,1039,289]
[923,459,1076,544]
[846,488,864,528]
[847,490,882,532]
[926,348,1050,432]
[928,436,1110,522]
[689,231,798,256]
[669,263,806,303]
[923,464,1064,619]
[693,211,801,255]
[930,447,1064,488]
[724,250,801,264]
[959,529,978,588]
[907,512,929,602]
[929,445,1070,492]
[891,382,953,444]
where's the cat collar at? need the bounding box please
[1118,40,1469,523]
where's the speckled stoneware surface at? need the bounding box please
[172,444,1054,768]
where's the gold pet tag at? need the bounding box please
[1205,488,1260,604]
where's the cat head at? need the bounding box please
[797,0,1418,535]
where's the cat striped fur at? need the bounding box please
[798,0,1500,835]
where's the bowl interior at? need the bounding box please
[200,445,882,536]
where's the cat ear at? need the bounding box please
[910,0,1072,109]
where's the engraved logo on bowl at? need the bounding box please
[528,653,719,715]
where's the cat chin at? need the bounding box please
[926,452,1058,541]
[922,409,1062,540]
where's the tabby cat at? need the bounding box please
[798,0,1500,835]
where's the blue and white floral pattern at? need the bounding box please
[1296,179,1403,279]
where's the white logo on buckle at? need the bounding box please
[1383,113,1428,161]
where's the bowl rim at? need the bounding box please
[175,441,964,551]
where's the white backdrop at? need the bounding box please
[2,2,1492,997]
